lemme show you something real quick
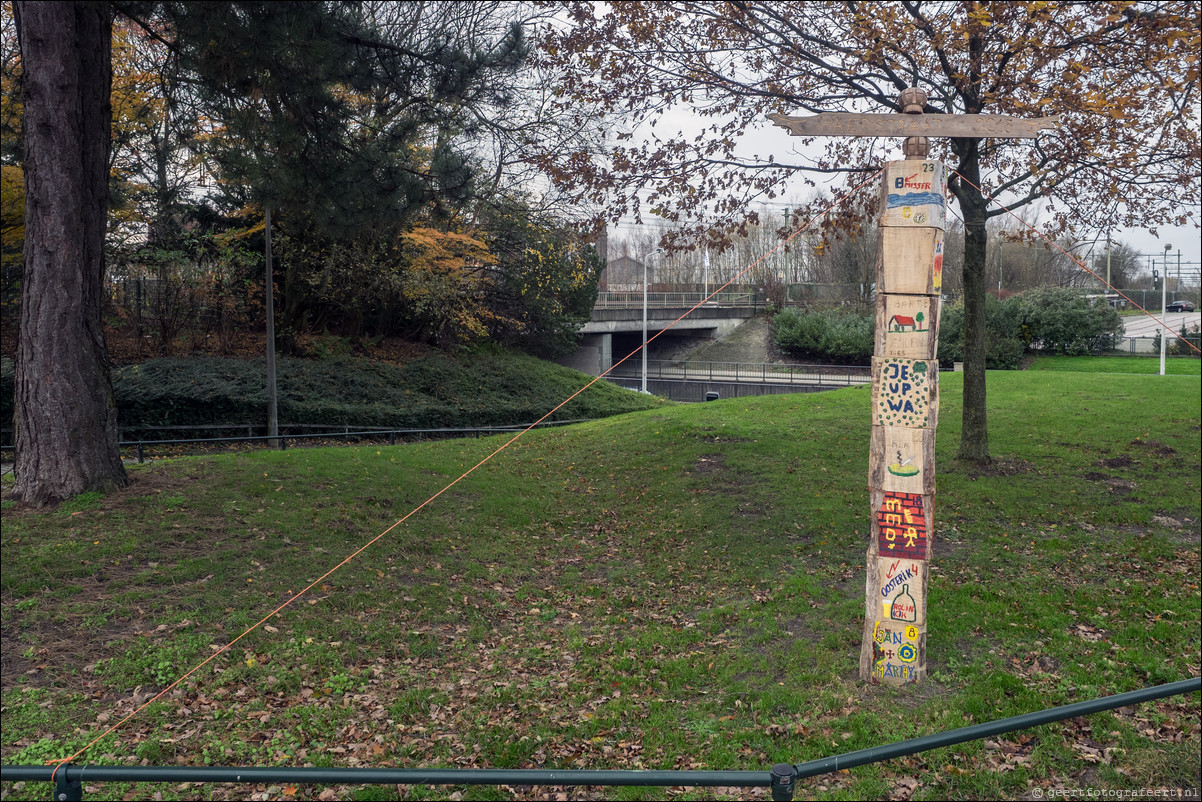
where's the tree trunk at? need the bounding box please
[13,1,127,505]
[949,138,991,465]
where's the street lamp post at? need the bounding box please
[641,248,662,394]
[1161,244,1171,376]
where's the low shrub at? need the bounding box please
[937,295,1026,369]
[1015,287,1123,355]
[772,308,873,364]
[108,348,662,431]
[0,348,656,436]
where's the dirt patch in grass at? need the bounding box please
[691,453,727,475]
[0,463,205,516]
[965,457,1035,478]
[1,607,155,691]
[1129,438,1178,457]
[1099,455,1136,469]
[684,453,759,501]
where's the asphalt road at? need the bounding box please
[1123,311,1200,338]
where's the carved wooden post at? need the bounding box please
[769,86,1057,687]
[860,88,942,685]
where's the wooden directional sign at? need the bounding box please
[771,86,1058,688]
[767,111,1059,139]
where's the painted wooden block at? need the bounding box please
[869,425,935,494]
[869,487,933,562]
[876,228,944,296]
[875,294,941,360]
[879,160,947,230]
[872,357,938,429]
[860,617,925,686]
[866,554,927,625]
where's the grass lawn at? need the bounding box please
[2,371,1199,801]
[1028,355,1201,375]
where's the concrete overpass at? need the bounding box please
[558,292,761,375]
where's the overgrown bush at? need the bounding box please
[773,290,1121,369]
[937,295,1027,369]
[772,308,874,364]
[109,347,661,431]
[1014,287,1123,355]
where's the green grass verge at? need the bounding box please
[1028,355,1201,375]
[2,371,1198,801]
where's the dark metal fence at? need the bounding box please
[4,677,1197,801]
[593,290,757,308]
[604,376,840,401]
[0,420,592,464]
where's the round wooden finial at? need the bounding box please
[903,136,930,160]
[898,87,928,114]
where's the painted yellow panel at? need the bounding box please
[861,618,926,686]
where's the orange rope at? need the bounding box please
[47,170,885,777]
[950,169,1201,356]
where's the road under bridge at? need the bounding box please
[558,293,761,376]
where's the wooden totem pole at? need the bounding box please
[770,88,1057,686]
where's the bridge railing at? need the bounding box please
[611,359,872,385]
[594,291,756,308]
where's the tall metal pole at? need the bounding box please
[997,242,1002,294]
[641,256,649,394]
[265,205,279,444]
[1160,246,1170,375]
[1105,234,1111,290]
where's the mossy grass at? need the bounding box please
[2,370,1198,800]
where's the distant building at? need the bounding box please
[1084,293,1128,309]
[601,255,646,292]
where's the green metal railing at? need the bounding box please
[4,677,1197,801]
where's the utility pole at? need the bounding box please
[640,248,662,394]
[1161,245,1170,375]
[1176,249,1182,303]
[265,205,279,447]
[1105,234,1111,290]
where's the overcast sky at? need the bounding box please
[610,105,1201,285]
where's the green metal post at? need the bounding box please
[53,765,81,802]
